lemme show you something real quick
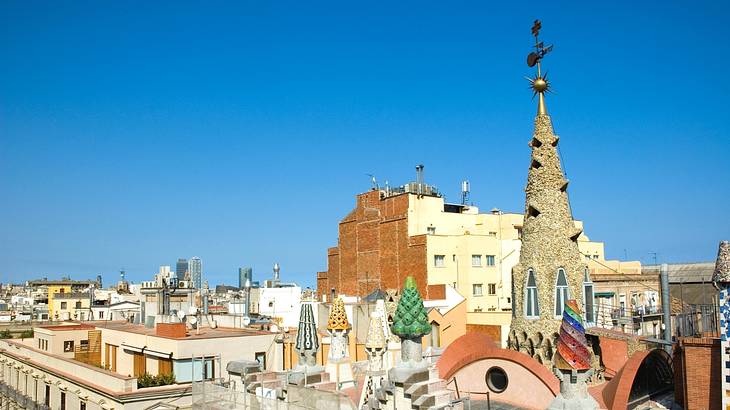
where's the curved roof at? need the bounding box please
[436,332,559,395]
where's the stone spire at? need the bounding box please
[509,21,588,368]
[360,312,388,410]
[294,302,319,366]
[366,312,387,350]
[289,302,326,386]
[327,297,350,331]
[712,240,730,288]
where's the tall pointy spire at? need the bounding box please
[509,20,589,371]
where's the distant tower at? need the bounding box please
[238,267,253,289]
[176,258,188,280]
[508,21,588,369]
[189,257,202,289]
[96,274,103,289]
[273,263,280,283]
[461,180,470,205]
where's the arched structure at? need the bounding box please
[601,349,673,410]
[437,333,559,410]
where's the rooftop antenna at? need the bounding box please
[415,164,424,195]
[366,174,379,190]
[461,180,470,205]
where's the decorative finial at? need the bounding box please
[327,297,351,331]
[526,19,554,116]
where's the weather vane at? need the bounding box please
[526,20,553,115]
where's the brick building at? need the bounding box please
[317,166,622,345]
[318,186,430,300]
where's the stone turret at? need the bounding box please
[288,302,326,385]
[508,21,588,369]
[360,312,388,410]
[325,297,354,389]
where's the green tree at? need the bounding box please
[19,330,33,339]
[0,329,12,339]
[391,276,431,339]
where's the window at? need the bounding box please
[255,352,267,369]
[80,402,87,410]
[80,340,89,349]
[63,341,75,352]
[488,283,497,295]
[61,391,66,410]
[593,254,599,260]
[472,284,483,296]
[485,367,508,393]
[434,255,445,267]
[471,255,482,267]
[99,311,104,319]
[555,268,570,317]
[582,268,594,324]
[61,302,67,309]
[159,357,173,375]
[427,226,436,235]
[486,255,496,266]
[44,384,50,406]
[525,269,539,318]
[75,301,82,309]
[516,227,523,239]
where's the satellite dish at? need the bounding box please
[242,317,251,327]
[270,324,278,333]
[527,52,539,67]
[188,316,198,325]
[176,310,186,320]
[188,306,198,315]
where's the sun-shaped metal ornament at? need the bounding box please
[525,20,554,115]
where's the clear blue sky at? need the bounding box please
[1,1,728,288]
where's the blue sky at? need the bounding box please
[1,1,728,288]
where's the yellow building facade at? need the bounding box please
[407,193,635,346]
[50,293,91,321]
[47,284,72,319]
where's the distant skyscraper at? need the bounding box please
[176,258,189,280]
[190,257,202,289]
[239,267,252,289]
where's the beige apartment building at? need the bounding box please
[0,321,282,409]
[319,176,636,346]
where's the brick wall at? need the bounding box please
[155,323,186,338]
[319,191,430,299]
[674,337,721,410]
[465,324,502,342]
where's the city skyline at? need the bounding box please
[2,2,729,287]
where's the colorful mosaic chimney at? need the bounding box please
[295,302,319,367]
[391,277,431,339]
[554,300,591,371]
[391,276,431,368]
[712,240,730,288]
[327,297,350,331]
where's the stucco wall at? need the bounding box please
[451,358,555,410]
